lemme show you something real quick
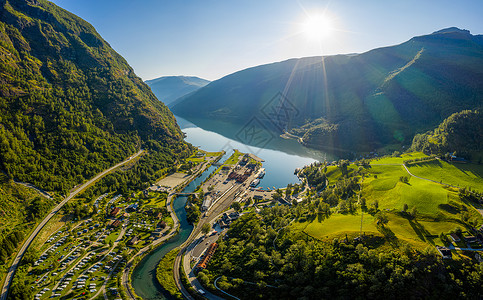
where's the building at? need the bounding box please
[464,236,477,243]
[110,219,122,228]
[201,196,213,211]
[196,243,218,271]
[450,233,460,243]
[436,246,452,259]
[127,236,139,246]
[110,207,120,217]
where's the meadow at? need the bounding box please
[407,160,483,192]
[294,152,483,249]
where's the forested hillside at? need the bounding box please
[411,110,483,160]
[0,0,188,194]
[0,0,193,275]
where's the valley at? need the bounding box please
[1,0,483,299]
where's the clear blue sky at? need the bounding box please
[51,0,483,81]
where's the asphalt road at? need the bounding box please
[0,149,144,300]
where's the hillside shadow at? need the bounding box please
[378,225,398,246]
[408,219,434,245]
[438,203,461,214]
[453,162,483,178]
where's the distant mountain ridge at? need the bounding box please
[172,27,483,155]
[145,75,210,106]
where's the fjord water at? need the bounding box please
[176,115,332,188]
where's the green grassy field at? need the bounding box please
[325,165,358,185]
[407,160,483,192]
[370,152,428,165]
[300,213,377,239]
[365,164,452,215]
[296,152,483,249]
[224,150,242,165]
[387,213,464,247]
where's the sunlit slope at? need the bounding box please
[173,28,483,153]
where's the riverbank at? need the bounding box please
[129,151,226,299]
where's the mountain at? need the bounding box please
[0,0,189,194]
[145,76,210,106]
[172,27,483,155]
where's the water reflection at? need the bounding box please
[175,115,335,189]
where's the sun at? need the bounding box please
[302,14,334,41]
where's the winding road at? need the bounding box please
[0,149,144,300]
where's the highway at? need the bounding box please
[0,149,144,300]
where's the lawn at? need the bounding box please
[364,165,451,216]
[223,150,242,165]
[407,160,483,192]
[105,231,119,244]
[370,152,428,165]
[144,193,168,208]
[325,165,358,185]
[387,213,464,247]
[301,213,377,239]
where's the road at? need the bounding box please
[0,149,144,300]
[173,172,258,300]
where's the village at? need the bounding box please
[24,149,281,300]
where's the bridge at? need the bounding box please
[174,192,199,196]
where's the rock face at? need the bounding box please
[172,27,483,154]
[145,76,210,106]
[0,0,186,192]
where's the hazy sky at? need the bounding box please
[51,0,483,81]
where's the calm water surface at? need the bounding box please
[176,115,334,188]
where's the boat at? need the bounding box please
[257,168,265,179]
[250,179,260,187]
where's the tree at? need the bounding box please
[375,212,388,226]
[410,207,418,218]
[232,201,241,212]
[201,223,211,235]
[403,203,408,213]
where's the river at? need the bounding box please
[131,115,333,298]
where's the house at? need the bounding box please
[253,195,263,200]
[158,220,167,229]
[202,196,213,212]
[126,203,139,213]
[246,163,258,171]
[436,246,452,259]
[156,212,163,219]
[110,207,120,217]
[127,236,139,246]
[449,233,461,243]
[110,220,122,228]
[196,243,218,271]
